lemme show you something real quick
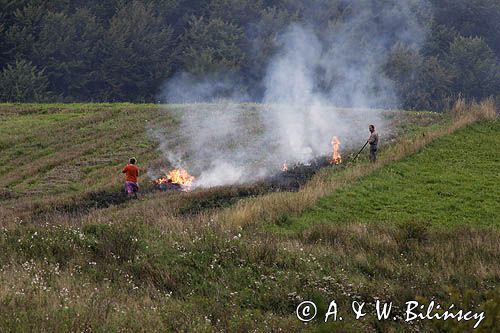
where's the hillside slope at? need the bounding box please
[0,103,441,224]
[291,121,500,229]
[0,103,497,331]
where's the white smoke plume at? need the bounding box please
[153,0,430,188]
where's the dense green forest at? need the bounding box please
[0,0,499,110]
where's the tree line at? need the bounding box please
[0,0,499,110]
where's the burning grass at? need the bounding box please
[153,168,195,191]
[0,100,498,331]
[290,120,500,230]
[330,136,342,165]
[217,99,498,229]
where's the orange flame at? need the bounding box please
[330,136,342,165]
[154,168,195,188]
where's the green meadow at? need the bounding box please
[289,121,500,231]
[0,102,498,332]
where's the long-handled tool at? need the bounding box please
[353,141,369,160]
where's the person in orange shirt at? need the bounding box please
[122,157,139,198]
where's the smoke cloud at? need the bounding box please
[153,0,430,188]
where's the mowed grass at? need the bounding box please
[0,101,498,332]
[0,103,179,222]
[287,121,500,231]
[0,104,166,194]
[0,103,442,224]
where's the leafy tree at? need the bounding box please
[241,6,296,97]
[162,0,211,32]
[385,44,422,85]
[208,0,263,25]
[0,23,7,69]
[0,59,48,102]
[385,44,424,108]
[385,44,454,111]
[180,16,245,76]
[407,57,455,111]
[430,0,500,57]
[54,0,126,23]
[32,9,104,101]
[446,36,500,100]
[280,0,344,27]
[3,3,46,63]
[148,0,181,27]
[101,1,175,101]
[421,24,458,57]
[0,0,497,107]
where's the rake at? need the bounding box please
[353,140,369,160]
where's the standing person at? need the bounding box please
[368,125,379,163]
[122,157,139,198]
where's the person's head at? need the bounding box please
[129,157,136,165]
[369,125,375,133]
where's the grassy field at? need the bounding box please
[286,121,500,230]
[0,101,498,332]
[0,103,441,224]
[0,103,163,194]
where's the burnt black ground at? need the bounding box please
[159,155,342,216]
[35,154,350,219]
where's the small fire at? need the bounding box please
[281,161,288,172]
[330,136,342,165]
[154,168,195,189]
